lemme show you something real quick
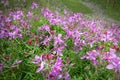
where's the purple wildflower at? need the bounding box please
[81,50,99,65]
[5,17,11,22]
[64,73,70,80]
[10,10,23,20]
[0,64,3,73]
[36,61,45,73]
[8,25,22,39]
[54,34,64,46]
[4,0,9,6]
[100,30,114,42]
[38,25,50,33]
[31,2,39,9]
[104,48,117,61]
[20,20,31,29]
[64,27,74,38]
[34,55,42,64]
[48,57,64,79]
[0,0,9,6]
[41,8,63,25]
[32,55,45,72]
[53,34,66,56]
[106,57,120,72]
[42,36,52,46]
[27,11,33,18]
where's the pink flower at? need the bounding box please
[48,57,64,79]
[100,31,114,42]
[0,64,3,73]
[35,55,42,63]
[32,55,44,72]
[36,62,45,73]
[53,34,66,56]
[106,64,114,69]
[104,48,117,61]
[8,25,22,39]
[42,36,52,46]
[27,11,33,18]
[32,54,54,73]
[81,50,99,65]
[54,34,64,46]
[31,2,39,9]
[1,0,9,6]
[10,10,23,20]
[111,23,117,27]
[5,17,11,22]
[64,73,70,80]
[38,25,50,33]
[106,57,120,72]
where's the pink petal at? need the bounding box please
[35,55,41,62]
[36,67,42,73]
[36,62,44,73]
[106,64,114,69]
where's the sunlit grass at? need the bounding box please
[89,0,120,21]
[61,0,92,14]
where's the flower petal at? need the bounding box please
[36,62,45,73]
[106,64,114,69]
[35,55,41,62]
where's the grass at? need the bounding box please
[60,0,120,21]
[88,0,120,21]
[61,0,92,14]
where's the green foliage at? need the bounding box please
[51,25,66,36]
[30,18,49,34]
[66,38,74,49]
[61,0,92,14]
[88,0,120,20]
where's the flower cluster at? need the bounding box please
[81,50,99,65]
[1,3,120,79]
[9,10,23,20]
[32,54,54,73]
[105,49,120,72]
[42,8,63,25]
[81,47,120,72]
[32,54,69,80]
[48,57,64,79]
[0,14,22,39]
[0,0,9,7]
[53,34,66,56]
[37,8,120,74]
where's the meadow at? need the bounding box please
[0,0,120,80]
[89,0,120,21]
